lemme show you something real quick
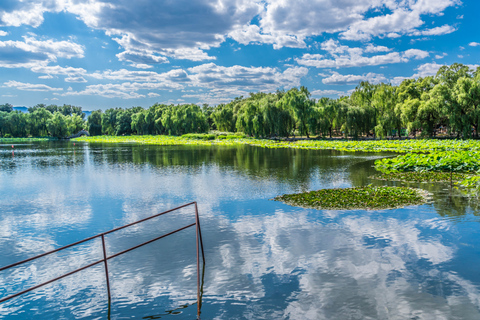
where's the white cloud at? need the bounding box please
[3,80,63,92]
[296,40,429,69]
[0,36,84,68]
[38,74,54,79]
[364,44,392,53]
[411,25,456,36]
[0,0,460,57]
[147,92,160,97]
[390,62,444,85]
[65,76,87,83]
[0,1,64,28]
[469,42,480,47]
[0,30,7,36]
[322,72,387,85]
[89,68,189,85]
[187,63,308,92]
[116,50,169,66]
[340,1,459,41]
[31,65,87,76]
[403,49,430,60]
[435,53,448,59]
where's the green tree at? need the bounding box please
[212,103,236,132]
[29,108,52,137]
[67,114,85,134]
[454,76,480,138]
[101,108,120,135]
[115,109,134,135]
[279,87,314,138]
[0,103,13,113]
[47,112,70,138]
[87,110,103,136]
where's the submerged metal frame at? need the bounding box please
[0,202,205,316]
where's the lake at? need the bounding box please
[1,141,480,319]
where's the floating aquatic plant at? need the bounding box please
[274,186,430,210]
[371,171,469,183]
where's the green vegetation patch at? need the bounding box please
[372,171,469,183]
[456,175,480,197]
[0,137,52,142]
[74,135,480,153]
[375,151,480,173]
[274,186,430,210]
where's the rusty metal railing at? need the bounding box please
[0,201,205,317]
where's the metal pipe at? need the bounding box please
[0,259,104,303]
[102,202,196,236]
[101,235,111,302]
[196,212,200,318]
[194,202,205,263]
[0,202,197,273]
[107,223,195,260]
[0,235,99,272]
[0,202,204,312]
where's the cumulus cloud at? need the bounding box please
[0,0,460,57]
[322,72,387,85]
[3,80,63,91]
[0,30,7,36]
[58,63,307,102]
[188,63,308,92]
[0,1,64,28]
[411,24,456,36]
[0,36,84,68]
[364,44,392,53]
[296,40,429,69]
[390,62,444,85]
[340,0,460,41]
[469,42,480,47]
[116,50,169,67]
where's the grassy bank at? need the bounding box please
[73,135,480,153]
[0,137,52,142]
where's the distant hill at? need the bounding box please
[13,106,28,113]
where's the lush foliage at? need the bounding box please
[375,151,480,173]
[0,104,85,138]
[2,63,480,140]
[208,64,478,139]
[274,186,430,210]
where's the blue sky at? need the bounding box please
[0,0,478,111]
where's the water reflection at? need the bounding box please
[0,142,479,319]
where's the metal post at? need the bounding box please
[101,234,111,302]
[194,202,205,263]
[196,209,201,318]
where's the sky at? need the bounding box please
[0,0,479,111]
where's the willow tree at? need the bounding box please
[454,76,480,138]
[372,84,400,138]
[278,86,314,138]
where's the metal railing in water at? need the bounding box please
[0,201,206,317]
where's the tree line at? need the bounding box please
[1,63,479,139]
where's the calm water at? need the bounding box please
[1,141,480,320]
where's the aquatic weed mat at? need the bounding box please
[274,186,431,210]
[370,171,470,183]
